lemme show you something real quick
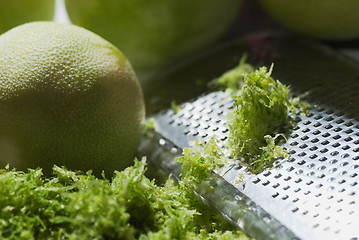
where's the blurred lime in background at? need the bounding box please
[65,0,242,79]
[0,0,55,34]
[259,0,359,40]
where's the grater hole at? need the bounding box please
[309,146,318,151]
[299,144,308,149]
[282,195,289,200]
[274,173,282,179]
[334,127,343,132]
[333,134,341,140]
[336,119,344,124]
[304,120,312,125]
[332,142,340,148]
[289,150,296,155]
[307,171,315,177]
[330,159,338,164]
[326,116,334,122]
[331,151,339,156]
[291,133,299,138]
[307,163,316,168]
[262,180,270,186]
[344,136,353,142]
[292,207,299,213]
[302,128,310,133]
[345,121,354,127]
[272,192,279,198]
[287,166,295,172]
[338,179,346,184]
[287,157,295,163]
[313,130,321,135]
[345,129,354,134]
[272,183,280,188]
[319,157,327,162]
[252,178,260,184]
[317,165,326,170]
[310,154,318,159]
[320,148,328,153]
[298,152,307,157]
[301,136,309,141]
[322,132,330,138]
[342,145,350,150]
[325,124,333,130]
[295,178,302,183]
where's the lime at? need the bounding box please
[64,0,242,77]
[0,22,145,175]
[259,0,359,40]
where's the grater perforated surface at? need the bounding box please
[138,36,359,240]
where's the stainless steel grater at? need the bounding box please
[138,33,359,240]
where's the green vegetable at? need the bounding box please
[0,161,249,240]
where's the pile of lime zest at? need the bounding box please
[225,64,297,174]
[176,138,227,190]
[210,57,310,174]
[209,55,254,92]
[170,100,181,114]
[0,161,249,240]
[144,117,156,131]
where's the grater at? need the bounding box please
[138,33,359,240]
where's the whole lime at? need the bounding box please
[64,0,242,76]
[259,0,359,40]
[0,0,55,34]
[0,22,145,175]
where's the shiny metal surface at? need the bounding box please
[138,36,359,240]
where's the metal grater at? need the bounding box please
[138,34,359,240]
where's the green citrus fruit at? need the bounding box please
[0,0,55,34]
[0,22,145,175]
[64,0,242,76]
[259,0,359,40]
